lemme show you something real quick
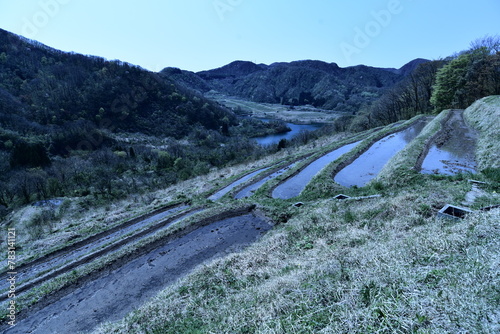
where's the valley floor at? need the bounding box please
[207,92,343,124]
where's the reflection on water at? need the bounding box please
[253,121,323,146]
[208,167,271,201]
[421,112,477,175]
[235,160,303,199]
[272,141,362,199]
[335,120,429,188]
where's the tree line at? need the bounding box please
[335,36,500,132]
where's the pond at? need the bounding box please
[252,119,324,146]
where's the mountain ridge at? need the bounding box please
[0,28,236,139]
[163,58,430,112]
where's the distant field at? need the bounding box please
[207,93,344,124]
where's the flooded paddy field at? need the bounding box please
[208,167,272,201]
[272,141,362,199]
[334,119,429,187]
[235,160,303,199]
[420,110,477,175]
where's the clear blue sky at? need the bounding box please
[1,0,499,72]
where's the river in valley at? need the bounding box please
[253,120,324,146]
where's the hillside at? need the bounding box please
[0,29,287,215]
[0,29,435,217]
[91,98,498,334]
[2,97,499,333]
[1,27,499,333]
[0,29,237,138]
[162,59,429,112]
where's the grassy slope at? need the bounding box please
[464,96,500,170]
[95,190,499,334]
[92,98,500,333]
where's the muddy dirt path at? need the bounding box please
[3,214,272,334]
[420,110,477,175]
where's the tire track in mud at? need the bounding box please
[3,209,272,334]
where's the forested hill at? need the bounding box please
[162,59,429,112]
[0,28,236,138]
